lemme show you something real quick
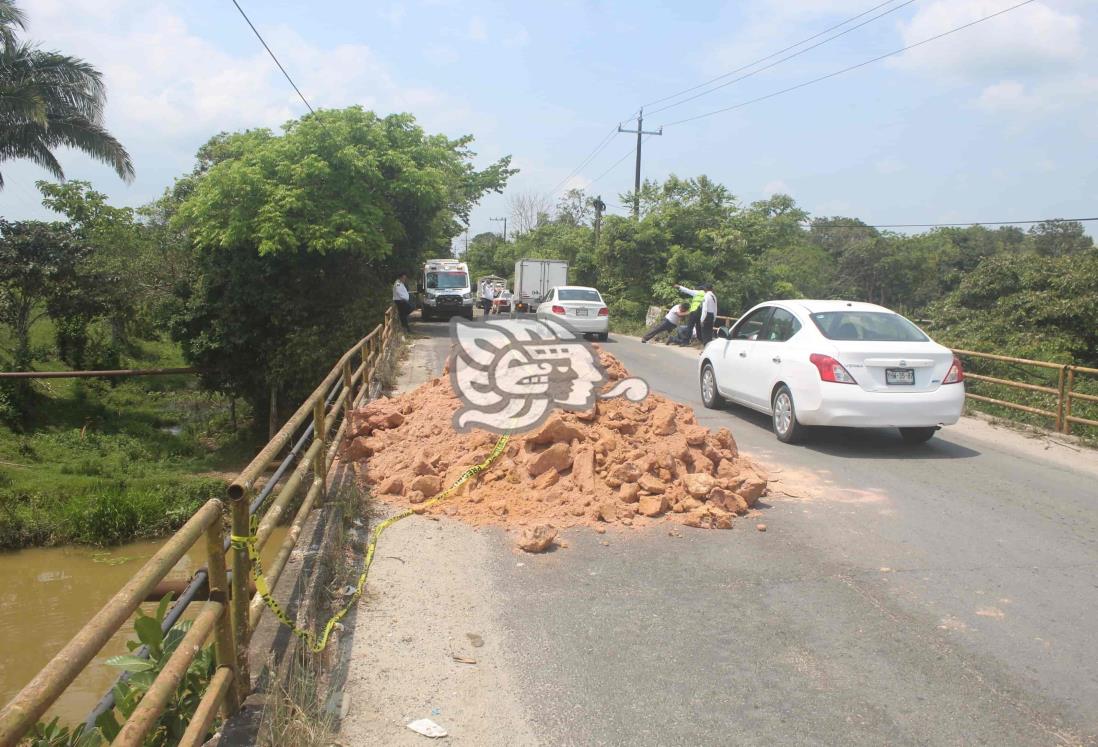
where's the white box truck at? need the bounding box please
[513,259,568,313]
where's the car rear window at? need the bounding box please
[558,289,602,302]
[810,311,928,342]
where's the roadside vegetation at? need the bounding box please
[464,178,1098,437]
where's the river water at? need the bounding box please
[0,528,286,727]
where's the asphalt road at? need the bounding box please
[411,321,1098,746]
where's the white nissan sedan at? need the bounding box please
[536,286,610,341]
[698,300,965,444]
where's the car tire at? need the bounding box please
[596,332,608,342]
[700,362,724,409]
[899,426,937,444]
[772,385,806,444]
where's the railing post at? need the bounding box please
[1055,366,1067,433]
[313,395,328,497]
[1065,367,1075,436]
[205,510,241,716]
[342,358,354,413]
[229,493,251,696]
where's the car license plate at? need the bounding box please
[886,368,915,385]
[574,308,589,317]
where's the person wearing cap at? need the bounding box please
[393,272,412,331]
[675,282,718,344]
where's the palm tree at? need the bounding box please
[0,0,134,188]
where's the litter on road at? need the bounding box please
[407,718,448,738]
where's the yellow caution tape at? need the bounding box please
[231,434,510,653]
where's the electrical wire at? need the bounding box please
[660,0,1036,128]
[546,107,643,198]
[230,0,317,115]
[646,0,917,116]
[589,135,654,186]
[642,0,908,110]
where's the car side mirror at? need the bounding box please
[716,327,730,340]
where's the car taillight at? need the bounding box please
[943,356,964,384]
[810,353,857,384]
[551,305,566,314]
[597,307,609,316]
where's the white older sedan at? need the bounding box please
[536,286,610,341]
[698,300,965,444]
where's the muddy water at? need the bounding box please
[0,528,286,726]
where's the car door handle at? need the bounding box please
[738,351,747,358]
[772,356,781,363]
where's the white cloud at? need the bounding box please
[762,179,790,196]
[874,157,905,175]
[974,80,1033,111]
[892,1,1083,79]
[467,17,488,43]
[505,26,531,49]
[3,1,491,213]
[379,4,406,26]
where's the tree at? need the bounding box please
[508,190,552,235]
[0,220,100,371]
[1028,220,1093,257]
[555,189,593,227]
[170,108,514,422]
[0,0,133,187]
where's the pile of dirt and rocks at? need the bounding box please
[339,350,768,544]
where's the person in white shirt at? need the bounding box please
[675,282,718,344]
[641,303,690,343]
[480,282,495,315]
[392,272,412,331]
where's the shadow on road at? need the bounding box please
[705,400,982,460]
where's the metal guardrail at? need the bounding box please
[0,307,398,746]
[952,349,1098,434]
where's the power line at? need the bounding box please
[809,217,1098,229]
[547,109,641,198]
[642,0,907,110]
[230,0,316,115]
[590,136,652,185]
[660,0,1036,128]
[646,0,917,117]
[547,127,619,197]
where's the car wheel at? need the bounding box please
[772,385,805,444]
[700,362,724,409]
[596,332,608,342]
[899,426,937,444]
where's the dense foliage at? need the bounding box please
[168,107,515,419]
[465,177,1097,366]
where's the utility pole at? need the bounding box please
[490,216,508,241]
[592,195,606,249]
[464,226,469,255]
[618,107,662,220]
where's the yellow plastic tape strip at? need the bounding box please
[236,434,510,653]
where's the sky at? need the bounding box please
[2,0,1096,250]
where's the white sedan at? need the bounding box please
[697,300,965,444]
[536,286,610,341]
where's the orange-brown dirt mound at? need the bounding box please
[339,350,768,535]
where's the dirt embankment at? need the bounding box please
[339,351,768,538]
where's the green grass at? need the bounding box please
[0,322,258,549]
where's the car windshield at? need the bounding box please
[426,271,468,290]
[558,289,601,302]
[810,311,928,342]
